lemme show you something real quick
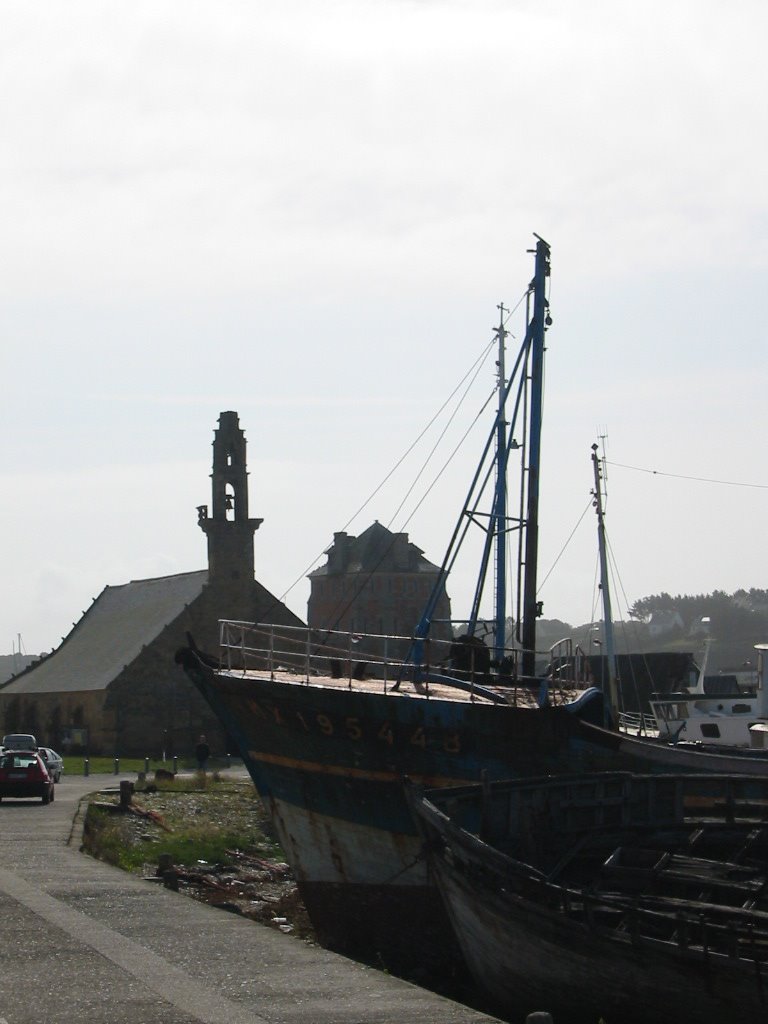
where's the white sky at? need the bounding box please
[2,0,767,654]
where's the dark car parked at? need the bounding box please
[1,733,38,751]
[38,747,64,782]
[0,751,55,804]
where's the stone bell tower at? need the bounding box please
[197,411,263,584]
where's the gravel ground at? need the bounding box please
[84,779,317,942]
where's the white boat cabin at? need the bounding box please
[650,643,768,749]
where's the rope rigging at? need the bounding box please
[607,461,768,490]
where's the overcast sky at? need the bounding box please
[2,0,767,655]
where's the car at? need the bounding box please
[1,733,38,751]
[38,747,64,782]
[0,750,55,804]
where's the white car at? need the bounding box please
[37,747,64,782]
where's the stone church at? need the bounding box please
[0,411,303,757]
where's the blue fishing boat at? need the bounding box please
[177,236,768,978]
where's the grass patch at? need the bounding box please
[64,756,237,775]
[82,779,282,874]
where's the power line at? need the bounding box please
[607,461,768,490]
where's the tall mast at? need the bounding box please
[591,443,619,724]
[520,236,550,681]
[493,304,509,664]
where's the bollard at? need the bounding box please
[227,753,231,768]
[113,757,119,775]
[119,780,134,808]
[83,758,89,777]
[172,756,178,774]
[158,852,179,891]
[526,1014,554,1024]
[144,757,150,773]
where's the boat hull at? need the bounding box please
[179,652,768,977]
[180,657,600,972]
[410,773,768,1024]
[430,852,768,1024]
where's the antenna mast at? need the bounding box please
[591,443,619,724]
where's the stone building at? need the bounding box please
[307,522,452,665]
[0,411,303,757]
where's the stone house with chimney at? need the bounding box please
[307,522,452,664]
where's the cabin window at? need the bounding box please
[700,724,721,739]
[732,704,751,714]
[659,703,687,720]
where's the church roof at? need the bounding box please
[1,570,208,695]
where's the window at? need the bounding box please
[700,724,721,739]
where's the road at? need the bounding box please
[0,772,503,1024]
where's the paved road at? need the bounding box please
[0,773,503,1024]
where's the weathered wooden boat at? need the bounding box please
[177,236,768,979]
[408,771,768,1024]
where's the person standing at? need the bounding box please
[195,734,210,772]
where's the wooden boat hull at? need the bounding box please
[429,858,768,1024]
[410,773,768,1024]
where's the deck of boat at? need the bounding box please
[217,666,543,706]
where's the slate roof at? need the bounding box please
[310,521,438,577]
[1,570,208,695]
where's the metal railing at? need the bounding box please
[216,620,550,699]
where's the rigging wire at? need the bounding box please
[270,281,534,640]
[387,357,493,528]
[274,335,499,609]
[607,461,768,490]
[537,498,594,594]
[604,531,650,719]
[314,366,497,642]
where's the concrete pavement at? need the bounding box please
[0,772,504,1024]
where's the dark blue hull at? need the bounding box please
[178,651,768,974]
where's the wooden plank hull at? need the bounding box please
[411,773,768,1024]
[431,861,768,1024]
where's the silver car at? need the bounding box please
[38,747,64,782]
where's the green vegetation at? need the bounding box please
[63,755,235,775]
[82,776,281,874]
[629,588,768,630]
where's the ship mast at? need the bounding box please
[591,443,620,724]
[493,304,509,664]
[520,236,550,682]
[409,236,551,683]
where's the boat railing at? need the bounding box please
[544,637,590,703]
[429,771,768,845]
[219,619,457,689]
[216,619,542,697]
[617,710,658,737]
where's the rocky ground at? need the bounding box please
[84,778,317,943]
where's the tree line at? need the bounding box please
[628,589,768,641]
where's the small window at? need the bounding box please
[700,724,721,739]
[732,704,751,714]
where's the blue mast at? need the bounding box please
[409,236,551,681]
[493,304,509,665]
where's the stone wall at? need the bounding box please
[0,578,305,758]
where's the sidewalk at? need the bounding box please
[0,772,504,1024]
